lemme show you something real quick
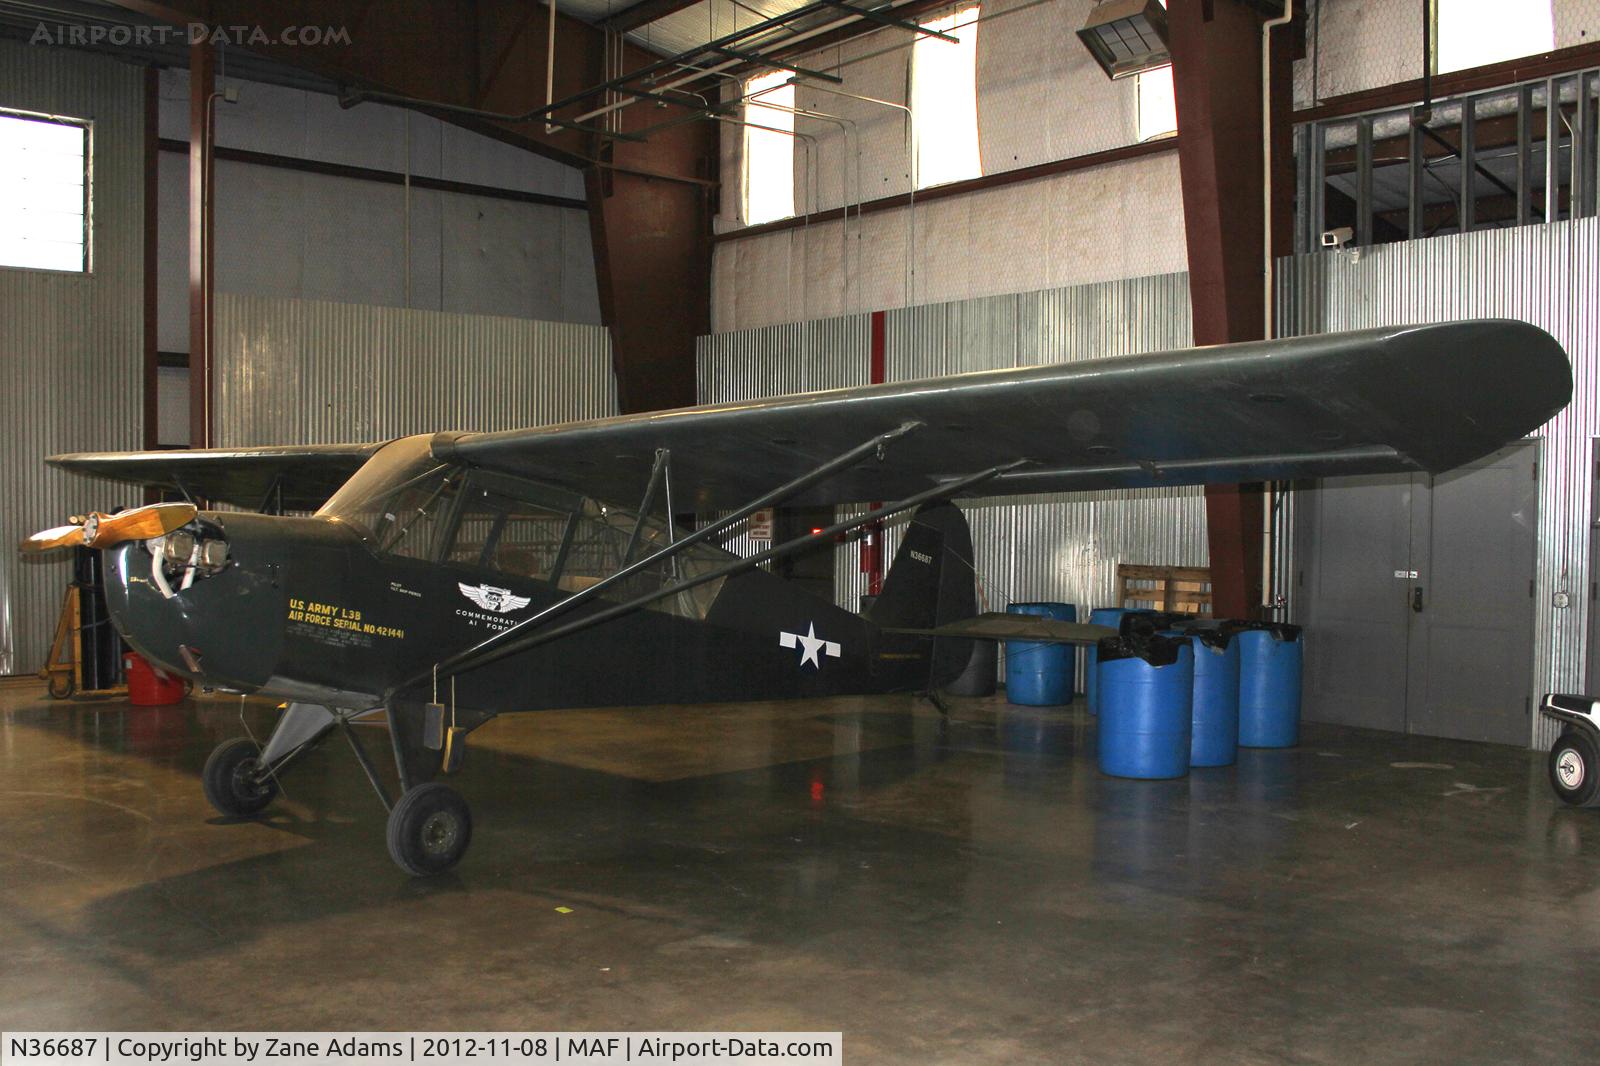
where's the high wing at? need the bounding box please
[45,321,1569,512]
[434,320,1571,509]
[47,442,382,511]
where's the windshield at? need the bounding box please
[318,435,456,550]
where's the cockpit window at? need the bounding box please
[447,471,736,620]
[318,436,462,557]
[322,439,737,620]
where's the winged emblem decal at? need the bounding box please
[458,583,532,614]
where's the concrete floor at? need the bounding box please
[2,677,1599,1064]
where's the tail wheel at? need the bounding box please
[1548,730,1600,808]
[386,782,472,876]
[202,737,279,817]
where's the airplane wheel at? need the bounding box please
[202,737,279,817]
[386,782,472,876]
[1549,730,1600,808]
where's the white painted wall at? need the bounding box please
[1297,0,1600,107]
[712,0,1600,333]
[713,150,1186,330]
[711,0,1188,332]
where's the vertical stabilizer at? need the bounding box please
[865,503,977,686]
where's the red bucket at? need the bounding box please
[124,651,186,706]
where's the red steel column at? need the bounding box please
[864,310,887,596]
[1167,0,1296,619]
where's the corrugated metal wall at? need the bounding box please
[695,315,870,560]
[697,273,1205,689]
[0,44,143,676]
[1277,219,1600,748]
[215,294,617,446]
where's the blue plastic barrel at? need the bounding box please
[1181,630,1241,767]
[1097,637,1193,779]
[1084,608,1129,716]
[1237,625,1304,748]
[1004,602,1077,706]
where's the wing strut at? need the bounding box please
[402,420,925,691]
[402,454,1028,692]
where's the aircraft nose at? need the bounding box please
[101,514,290,692]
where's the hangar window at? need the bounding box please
[911,6,982,189]
[743,69,796,225]
[1136,65,1177,142]
[0,109,90,273]
[1436,0,1554,74]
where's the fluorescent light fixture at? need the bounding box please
[1076,0,1171,81]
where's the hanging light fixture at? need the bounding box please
[1076,0,1171,80]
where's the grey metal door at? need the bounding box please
[1296,473,1415,734]
[1297,441,1539,744]
[1404,443,1539,745]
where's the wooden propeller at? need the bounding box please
[19,503,198,555]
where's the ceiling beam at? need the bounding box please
[601,0,704,34]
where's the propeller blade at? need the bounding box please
[86,503,198,548]
[19,524,87,554]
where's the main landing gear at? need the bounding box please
[201,699,488,875]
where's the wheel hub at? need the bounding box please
[420,811,460,857]
[231,759,268,801]
[1556,748,1585,790]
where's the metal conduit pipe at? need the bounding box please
[746,94,863,313]
[710,115,823,228]
[1260,3,1294,611]
[787,79,917,308]
[570,0,945,126]
[659,64,825,230]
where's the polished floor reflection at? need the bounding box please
[2,678,1597,1063]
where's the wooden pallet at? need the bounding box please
[1116,564,1212,617]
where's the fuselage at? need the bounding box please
[102,510,936,716]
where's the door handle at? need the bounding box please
[1412,586,1424,613]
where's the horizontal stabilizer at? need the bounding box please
[886,613,1118,645]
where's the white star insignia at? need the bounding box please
[779,622,842,669]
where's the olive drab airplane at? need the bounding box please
[22,321,1573,875]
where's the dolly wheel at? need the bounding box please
[202,737,280,817]
[386,782,472,876]
[1548,730,1600,808]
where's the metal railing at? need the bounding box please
[1296,68,1600,251]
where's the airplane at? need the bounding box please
[21,320,1572,875]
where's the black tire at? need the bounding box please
[386,782,472,876]
[47,673,74,699]
[1548,729,1600,808]
[202,737,279,817]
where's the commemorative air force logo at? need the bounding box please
[458,583,531,614]
[779,622,842,669]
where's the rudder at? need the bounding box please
[865,503,976,686]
